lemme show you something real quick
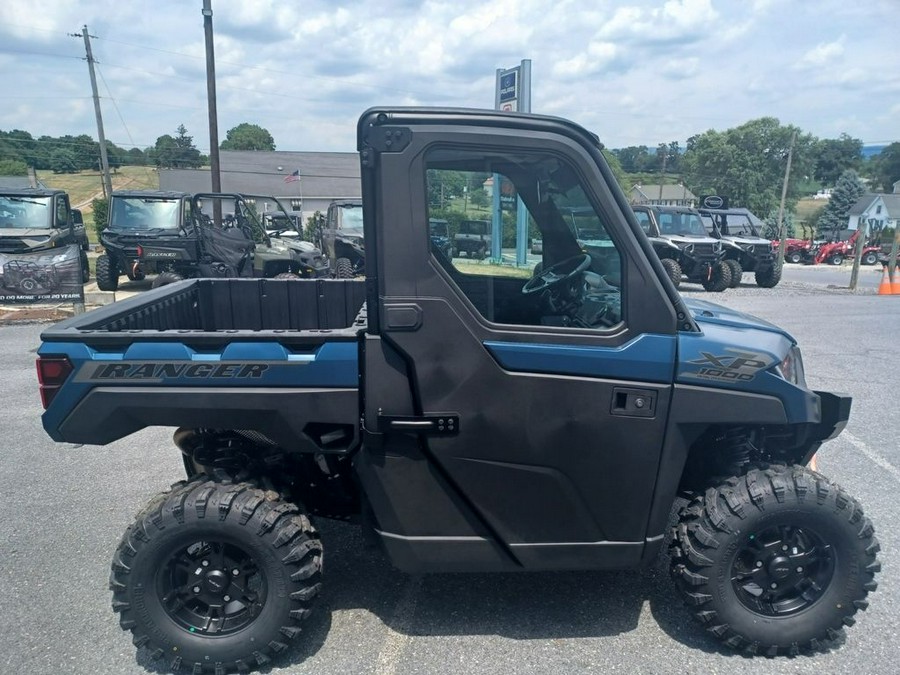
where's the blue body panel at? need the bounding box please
[484,334,677,384]
[39,340,358,435]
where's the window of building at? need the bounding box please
[424,146,623,330]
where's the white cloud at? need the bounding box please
[798,36,846,68]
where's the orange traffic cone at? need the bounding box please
[893,268,900,295]
[879,267,892,295]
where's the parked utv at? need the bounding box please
[631,204,731,291]
[698,206,780,287]
[0,188,90,282]
[317,199,365,278]
[455,218,492,259]
[429,217,454,258]
[36,108,878,674]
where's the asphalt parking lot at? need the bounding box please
[1,281,898,675]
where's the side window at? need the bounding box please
[56,197,69,227]
[425,146,623,330]
[633,210,652,235]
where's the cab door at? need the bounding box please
[358,110,681,571]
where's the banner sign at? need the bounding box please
[0,244,85,303]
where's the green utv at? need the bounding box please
[0,188,90,283]
[97,191,329,290]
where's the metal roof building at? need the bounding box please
[158,150,361,225]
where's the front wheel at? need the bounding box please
[110,478,323,674]
[828,254,843,266]
[755,265,782,288]
[787,251,802,264]
[95,254,118,291]
[80,250,90,283]
[724,259,743,288]
[335,257,355,279]
[671,466,879,654]
[862,252,878,265]
[701,260,732,292]
[660,258,682,288]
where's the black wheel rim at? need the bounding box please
[156,539,267,635]
[731,524,834,616]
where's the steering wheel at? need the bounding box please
[522,253,591,295]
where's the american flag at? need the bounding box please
[283,169,300,183]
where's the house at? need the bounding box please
[893,179,900,194]
[630,184,696,207]
[847,193,900,237]
[159,150,361,225]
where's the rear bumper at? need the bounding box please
[813,390,852,441]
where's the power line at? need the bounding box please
[95,64,137,150]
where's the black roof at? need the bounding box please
[0,187,65,197]
[111,190,189,199]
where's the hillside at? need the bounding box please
[38,166,160,224]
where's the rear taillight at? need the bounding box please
[36,356,73,409]
[136,245,144,257]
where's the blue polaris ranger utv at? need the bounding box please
[36,108,878,673]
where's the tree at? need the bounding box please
[682,118,815,217]
[613,145,653,173]
[49,148,77,174]
[91,197,109,239]
[150,125,202,168]
[816,170,865,240]
[812,134,862,186]
[0,158,28,176]
[763,210,796,239]
[220,123,276,151]
[871,142,900,192]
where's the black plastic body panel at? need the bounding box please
[40,277,366,345]
[55,386,359,450]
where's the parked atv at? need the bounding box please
[698,206,780,288]
[632,205,731,291]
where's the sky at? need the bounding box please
[0,0,898,155]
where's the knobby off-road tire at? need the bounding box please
[95,254,118,291]
[335,257,354,279]
[701,260,732,292]
[755,265,782,288]
[724,259,743,288]
[110,478,323,674]
[151,271,184,289]
[273,272,300,279]
[660,258,682,288]
[670,465,879,655]
[80,249,90,283]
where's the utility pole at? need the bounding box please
[202,0,222,196]
[848,221,868,290]
[73,25,113,200]
[657,151,667,204]
[775,131,797,268]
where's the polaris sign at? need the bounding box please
[700,195,729,209]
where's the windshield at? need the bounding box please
[658,211,707,236]
[337,205,364,237]
[0,196,52,229]
[460,220,490,235]
[720,214,759,237]
[110,197,181,231]
[429,219,449,237]
[564,208,611,243]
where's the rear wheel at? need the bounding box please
[335,257,354,279]
[755,265,782,288]
[724,259,743,288]
[660,258,682,288]
[95,254,118,291]
[787,251,802,264]
[828,254,843,266]
[701,260,731,292]
[862,252,878,265]
[80,250,90,283]
[110,478,322,674]
[151,271,184,288]
[671,466,879,654]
